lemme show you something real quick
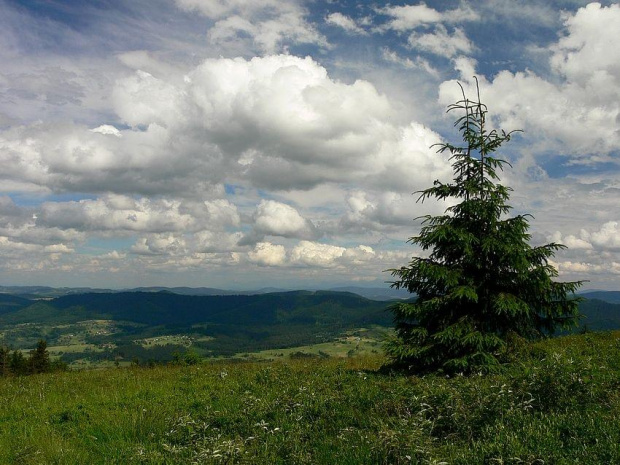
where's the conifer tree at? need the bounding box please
[29,339,50,374]
[0,346,10,376]
[386,81,583,374]
[9,350,27,376]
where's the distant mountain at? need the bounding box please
[328,286,412,301]
[577,298,620,331]
[129,286,293,296]
[0,290,394,358]
[0,293,33,315]
[0,284,412,300]
[1,287,619,335]
[0,290,392,328]
[0,285,116,299]
[21,285,620,304]
[1,289,620,364]
[580,291,620,305]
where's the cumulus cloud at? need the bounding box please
[35,195,240,235]
[0,234,75,271]
[590,221,620,251]
[287,241,407,269]
[550,3,620,87]
[555,260,620,277]
[131,234,187,255]
[0,51,455,285]
[193,230,243,253]
[439,3,620,158]
[90,125,122,137]
[2,55,449,199]
[549,230,593,250]
[290,240,346,267]
[248,241,287,266]
[38,196,193,233]
[174,0,326,53]
[112,70,188,129]
[253,200,317,239]
[340,191,417,232]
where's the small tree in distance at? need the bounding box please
[386,79,583,374]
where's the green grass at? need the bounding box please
[228,326,389,361]
[1,331,620,464]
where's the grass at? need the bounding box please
[222,326,390,361]
[1,331,620,464]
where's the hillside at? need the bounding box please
[578,298,620,331]
[0,293,32,315]
[580,290,620,304]
[1,332,619,464]
[0,284,412,300]
[1,290,620,368]
[0,291,394,366]
[0,290,392,327]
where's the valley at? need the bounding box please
[1,287,619,369]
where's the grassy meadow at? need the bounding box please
[1,330,620,463]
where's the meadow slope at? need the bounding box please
[1,331,619,464]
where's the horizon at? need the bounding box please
[0,282,617,294]
[1,1,620,290]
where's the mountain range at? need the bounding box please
[0,285,411,301]
[1,287,619,365]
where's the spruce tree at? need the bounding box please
[0,346,10,376]
[386,81,583,374]
[29,339,50,374]
[9,350,27,376]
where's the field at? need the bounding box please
[1,331,620,464]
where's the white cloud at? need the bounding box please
[38,196,196,233]
[290,240,346,267]
[549,230,593,250]
[193,230,243,253]
[590,221,620,251]
[381,48,439,76]
[380,3,479,31]
[2,55,449,198]
[439,3,620,158]
[380,4,444,31]
[131,234,187,256]
[253,199,317,239]
[112,70,188,129]
[35,195,238,237]
[174,0,326,53]
[0,235,74,260]
[341,191,417,232]
[408,25,473,58]
[248,241,287,266]
[325,12,366,35]
[342,245,376,265]
[550,3,620,87]
[90,125,122,137]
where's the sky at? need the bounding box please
[0,0,619,290]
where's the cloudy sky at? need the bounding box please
[1,0,619,290]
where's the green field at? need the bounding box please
[1,331,620,464]
[227,326,390,361]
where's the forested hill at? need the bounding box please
[0,290,395,328]
[1,291,620,364]
[1,291,620,331]
[580,291,620,304]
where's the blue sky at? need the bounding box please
[1,0,619,290]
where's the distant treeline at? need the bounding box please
[0,340,66,376]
